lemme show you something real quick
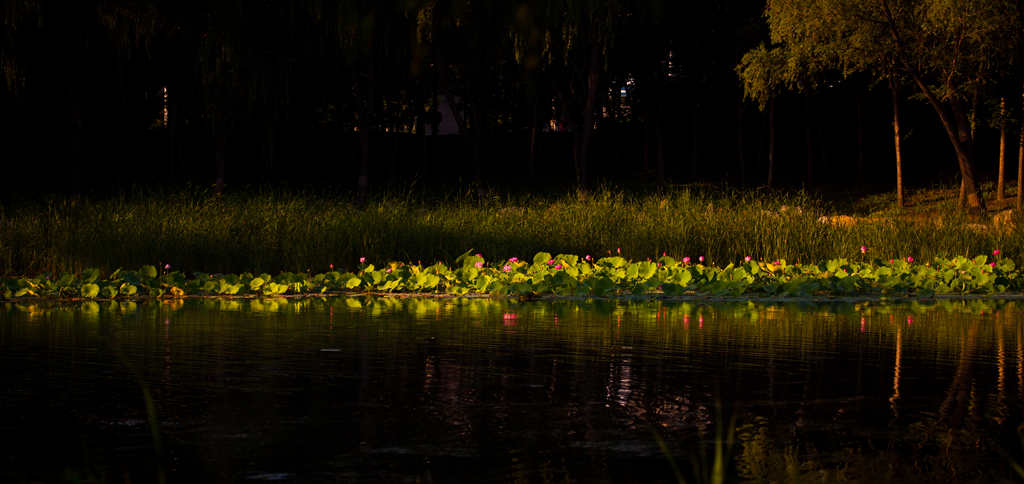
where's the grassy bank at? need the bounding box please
[1,185,1021,276]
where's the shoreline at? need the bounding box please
[6,291,1024,305]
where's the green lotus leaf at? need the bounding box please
[81,283,100,298]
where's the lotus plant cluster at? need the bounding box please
[1,250,1019,300]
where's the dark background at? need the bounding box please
[0,1,997,198]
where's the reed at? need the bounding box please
[1,185,1019,276]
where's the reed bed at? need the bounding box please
[1,185,1020,276]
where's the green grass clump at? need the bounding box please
[0,185,1021,276]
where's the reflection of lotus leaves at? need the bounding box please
[80,301,100,318]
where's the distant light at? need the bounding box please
[620,87,627,97]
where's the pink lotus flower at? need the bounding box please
[617,247,621,254]
[773,261,780,266]
[509,257,519,263]
[698,256,704,263]
[474,261,484,268]
[889,259,894,264]
[546,259,554,265]
[662,251,667,257]
[554,264,563,270]
[993,249,1001,256]
[682,257,691,264]
[585,254,592,261]
[860,245,867,254]
[906,256,914,263]
[386,268,393,273]
[329,263,334,270]
[164,263,171,270]
[744,256,752,262]
[359,257,366,263]
[502,264,512,272]
[989,262,996,267]
[475,253,482,257]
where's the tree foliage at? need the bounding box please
[740,0,1022,211]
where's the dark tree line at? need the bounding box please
[1,0,1022,209]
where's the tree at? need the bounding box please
[735,44,790,188]
[739,0,1021,214]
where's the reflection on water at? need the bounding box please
[1,297,1023,482]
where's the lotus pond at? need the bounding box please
[3,296,1024,482]
[2,251,1021,300]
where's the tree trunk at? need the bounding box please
[691,103,699,180]
[576,42,601,189]
[528,98,538,178]
[737,98,746,186]
[908,74,986,213]
[1018,90,1024,210]
[356,73,374,202]
[768,99,775,188]
[951,96,985,213]
[891,79,904,208]
[998,96,1006,200]
[471,106,483,186]
[959,86,982,208]
[167,92,178,178]
[213,111,226,196]
[357,123,370,198]
[655,119,665,186]
[263,117,276,174]
[804,97,814,188]
[856,93,865,186]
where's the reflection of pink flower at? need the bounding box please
[474,261,483,268]
[744,256,752,262]
[503,264,512,272]
[682,257,691,264]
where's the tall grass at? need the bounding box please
[1,185,1021,276]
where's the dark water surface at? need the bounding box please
[2,297,1023,483]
